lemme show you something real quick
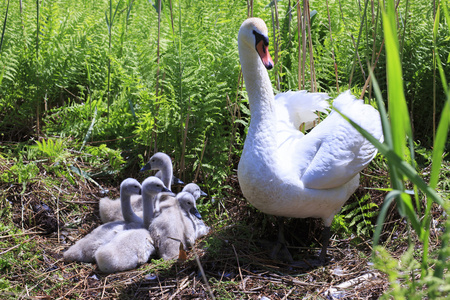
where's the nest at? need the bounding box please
[1,159,443,299]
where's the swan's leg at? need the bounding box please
[319,226,331,262]
[270,217,294,263]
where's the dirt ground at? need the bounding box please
[2,160,429,299]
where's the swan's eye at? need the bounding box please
[253,30,269,47]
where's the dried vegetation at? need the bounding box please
[2,154,444,300]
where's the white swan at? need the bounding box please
[237,18,383,262]
[63,178,143,263]
[99,152,179,223]
[95,176,173,273]
[149,192,200,260]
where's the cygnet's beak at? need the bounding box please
[140,162,151,172]
[190,207,202,220]
[172,176,185,185]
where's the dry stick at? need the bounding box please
[296,1,303,90]
[180,99,190,183]
[339,0,367,87]
[282,287,295,300]
[0,236,34,255]
[155,0,161,99]
[226,93,236,166]
[101,277,108,299]
[301,1,307,89]
[193,137,207,183]
[168,0,175,35]
[368,0,379,100]
[0,232,40,239]
[21,193,24,231]
[272,0,280,90]
[19,271,52,298]
[58,273,91,300]
[192,247,216,299]
[153,0,163,154]
[57,192,60,244]
[231,244,245,290]
[305,0,317,92]
[235,69,243,120]
[360,39,384,99]
[325,0,339,93]
[35,0,40,136]
[168,276,189,300]
[85,134,139,145]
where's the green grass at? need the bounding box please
[0,0,449,298]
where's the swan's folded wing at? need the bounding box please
[275,90,329,132]
[299,92,383,190]
[274,90,330,159]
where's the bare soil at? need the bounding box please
[1,158,439,299]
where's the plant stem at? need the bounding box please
[325,0,339,93]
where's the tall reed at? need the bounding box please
[105,0,122,122]
[335,0,449,297]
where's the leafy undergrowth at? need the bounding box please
[0,150,446,299]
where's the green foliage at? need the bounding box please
[0,0,448,296]
[0,157,39,185]
[85,144,125,172]
[0,223,41,296]
[333,0,450,297]
[36,138,69,163]
[333,193,378,238]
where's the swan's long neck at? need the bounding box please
[142,192,155,228]
[120,190,142,224]
[239,43,278,156]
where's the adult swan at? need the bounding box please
[237,18,383,262]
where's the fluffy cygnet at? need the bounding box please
[63,178,142,263]
[94,177,172,273]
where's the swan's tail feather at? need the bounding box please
[275,90,330,132]
[331,90,384,143]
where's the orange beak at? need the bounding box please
[256,40,274,70]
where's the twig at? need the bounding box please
[99,276,107,299]
[232,244,245,289]
[57,272,90,300]
[0,236,34,255]
[168,276,189,300]
[0,231,40,239]
[193,247,216,300]
[282,287,295,300]
[180,98,191,183]
[193,137,207,183]
[84,134,139,145]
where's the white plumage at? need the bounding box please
[237,18,383,261]
[149,192,200,261]
[99,152,177,223]
[94,176,172,273]
[63,178,143,263]
[181,183,210,239]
